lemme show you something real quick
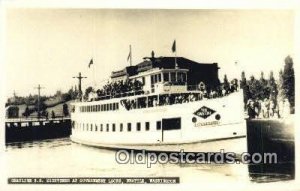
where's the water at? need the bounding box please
[2,138,294,185]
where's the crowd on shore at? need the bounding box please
[246,98,291,119]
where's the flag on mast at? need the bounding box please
[172,40,178,68]
[88,59,93,68]
[127,45,132,66]
[172,40,176,53]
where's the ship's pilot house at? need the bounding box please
[130,67,188,94]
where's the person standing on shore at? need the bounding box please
[51,111,56,119]
[282,98,291,118]
[247,100,257,119]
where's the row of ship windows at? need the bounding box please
[80,102,119,113]
[150,72,187,84]
[73,121,162,132]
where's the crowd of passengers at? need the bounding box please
[119,79,239,110]
[96,80,144,99]
[95,78,239,99]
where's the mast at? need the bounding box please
[34,84,44,119]
[73,72,87,101]
[129,45,132,66]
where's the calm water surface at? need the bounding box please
[2,138,294,184]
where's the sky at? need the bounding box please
[4,9,295,97]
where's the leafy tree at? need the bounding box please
[259,72,267,87]
[240,71,247,89]
[55,90,62,98]
[258,72,269,99]
[84,86,94,100]
[68,86,78,100]
[34,99,46,112]
[278,69,285,101]
[248,75,261,99]
[282,55,295,113]
[240,71,250,107]
[223,75,230,92]
[268,71,278,102]
[62,93,71,102]
[23,106,30,118]
[63,103,69,117]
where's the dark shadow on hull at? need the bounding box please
[246,119,294,182]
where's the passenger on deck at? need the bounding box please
[131,100,136,109]
[165,95,170,105]
[153,97,158,106]
[230,79,239,92]
[97,79,144,100]
[115,76,244,110]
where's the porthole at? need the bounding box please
[215,114,221,120]
[192,117,197,123]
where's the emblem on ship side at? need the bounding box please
[194,106,216,119]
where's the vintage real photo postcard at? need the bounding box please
[0,1,299,190]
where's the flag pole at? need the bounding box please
[175,50,178,69]
[93,59,96,87]
[173,40,178,69]
[130,45,132,66]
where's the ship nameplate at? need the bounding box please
[193,106,216,119]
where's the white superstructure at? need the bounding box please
[70,62,247,152]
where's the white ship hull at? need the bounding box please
[70,91,246,153]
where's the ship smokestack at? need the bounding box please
[151,50,155,58]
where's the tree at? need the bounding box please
[248,75,261,100]
[62,93,71,102]
[223,75,230,92]
[34,100,46,113]
[84,86,94,100]
[268,71,278,102]
[240,71,247,89]
[23,106,30,118]
[282,55,295,113]
[258,72,269,99]
[55,90,62,98]
[259,72,267,87]
[68,86,78,100]
[63,103,69,117]
[278,69,285,101]
[240,71,250,107]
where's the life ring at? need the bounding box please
[198,82,206,90]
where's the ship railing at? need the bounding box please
[94,86,201,100]
[91,90,145,101]
[5,116,70,123]
[187,85,202,91]
[87,85,240,102]
[119,88,241,111]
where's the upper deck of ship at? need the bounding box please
[110,55,219,86]
[80,54,221,103]
[70,54,243,115]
